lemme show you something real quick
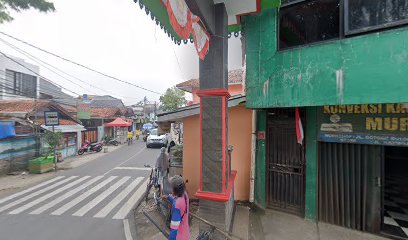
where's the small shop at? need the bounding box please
[317,103,408,239]
[105,117,131,144]
[41,124,85,159]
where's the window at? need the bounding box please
[5,69,37,98]
[279,0,340,50]
[279,0,408,50]
[150,129,158,135]
[345,0,408,35]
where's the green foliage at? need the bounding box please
[43,131,63,151]
[159,86,187,112]
[0,0,55,23]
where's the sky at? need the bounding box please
[0,0,243,105]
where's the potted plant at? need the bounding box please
[29,131,63,174]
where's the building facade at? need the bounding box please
[0,100,84,174]
[0,55,39,100]
[244,1,408,238]
[158,70,253,201]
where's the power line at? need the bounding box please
[0,37,96,94]
[0,31,161,95]
[0,70,74,97]
[0,51,81,97]
[0,37,145,100]
[0,66,80,100]
[0,76,77,103]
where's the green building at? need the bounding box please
[134,0,408,238]
[244,1,408,238]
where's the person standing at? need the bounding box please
[164,175,190,240]
[155,147,169,186]
[127,130,133,145]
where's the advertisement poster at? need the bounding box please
[318,104,408,146]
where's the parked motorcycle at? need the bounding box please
[103,139,119,146]
[78,142,103,155]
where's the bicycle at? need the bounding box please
[144,165,172,228]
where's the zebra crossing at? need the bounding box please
[0,175,148,220]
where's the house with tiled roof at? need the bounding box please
[157,68,253,201]
[76,95,133,143]
[0,100,85,174]
[176,69,245,104]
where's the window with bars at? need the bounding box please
[5,69,37,98]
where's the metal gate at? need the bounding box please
[318,142,382,233]
[266,109,305,216]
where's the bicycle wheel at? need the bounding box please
[145,170,153,202]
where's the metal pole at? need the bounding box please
[53,125,57,172]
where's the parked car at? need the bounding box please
[146,129,168,148]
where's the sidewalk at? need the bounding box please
[134,200,390,240]
[0,144,125,199]
[249,208,389,240]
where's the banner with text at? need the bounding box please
[318,103,408,146]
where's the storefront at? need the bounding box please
[41,124,85,159]
[55,133,78,159]
[317,103,408,239]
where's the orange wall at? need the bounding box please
[182,115,200,196]
[228,84,244,97]
[182,105,252,201]
[191,84,243,104]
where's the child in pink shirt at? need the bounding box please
[166,175,190,240]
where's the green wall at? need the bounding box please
[255,110,267,208]
[305,107,317,220]
[245,9,408,108]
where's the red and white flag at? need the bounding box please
[295,107,304,145]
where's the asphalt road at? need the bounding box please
[0,139,160,240]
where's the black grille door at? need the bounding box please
[266,110,305,216]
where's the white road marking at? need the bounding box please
[72,176,130,217]
[123,219,133,240]
[0,176,65,205]
[51,176,117,216]
[113,178,149,220]
[0,176,77,213]
[94,177,143,218]
[103,147,146,176]
[114,167,151,171]
[9,176,90,214]
[30,176,103,215]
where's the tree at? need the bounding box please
[0,0,55,23]
[43,131,63,154]
[159,86,187,112]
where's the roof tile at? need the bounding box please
[176,69,244,92]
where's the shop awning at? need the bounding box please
[41,124,86,133]
[105,117,132,127]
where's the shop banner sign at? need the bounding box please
[77,100,91,120]
[318,104,408,146]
